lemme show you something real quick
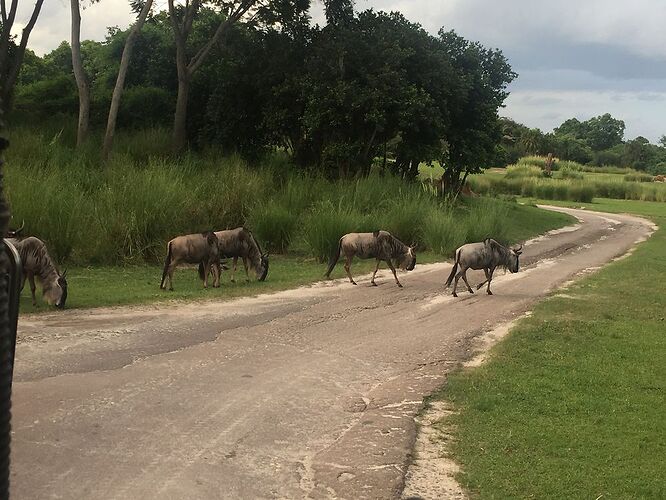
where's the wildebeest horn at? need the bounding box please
[61,268,68,278]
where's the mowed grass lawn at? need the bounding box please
[436,198,666,499]
[19,202,573,313]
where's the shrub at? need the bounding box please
[555,166,584,180]
[517,156,548,168]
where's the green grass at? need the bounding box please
[434,198,666,499]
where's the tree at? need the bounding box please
[0,0,45,114]
[102,0,155,159]
[71,0,90,147]
[585,113,624,151]
[659,135,666,148]
[167,0,259,152]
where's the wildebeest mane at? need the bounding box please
[485,238,515,270]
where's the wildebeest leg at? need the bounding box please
[370,259,381,286]
[452,265,465,297]
[167,262,176,291]
[344,255,357,285]
[461,270,474,294]
[242,256,250,281]
[386,259,402,288]
[28,272,37,306]
[486,266,496,295]
[477,268,490,290]
[212,261,221,288]
[231,256,238,283]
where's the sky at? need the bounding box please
[15,0,666,142]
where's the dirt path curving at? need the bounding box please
[10,207,654,499]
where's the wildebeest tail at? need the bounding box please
[445,249,460,288]
[160,241,172,288]
[325,238,343,278]
[197,261,206,281]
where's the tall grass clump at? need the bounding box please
[378,194,432,247]
[624,173,654,183]
[505,164,543,179]
[555,160,583,171]
[555,166,584,180]
[303,201,362,263]
[517,156,548,168]
[464,198,510,244]
[423,208,467,255]
[248,201,298,253]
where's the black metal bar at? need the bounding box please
[2,240,20,382]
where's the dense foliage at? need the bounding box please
[497,115,666,174]
[9,4,515,184]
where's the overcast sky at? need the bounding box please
[16,0,666,142]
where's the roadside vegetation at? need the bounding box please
[469,156,666,203]
[435,198,666,498]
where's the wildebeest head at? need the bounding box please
[46,269,68,309]
[258,253,269,281]
[398,246,417,271]
[507,244,522,273]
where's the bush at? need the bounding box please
[555,166,584,180]
[517,156,548,168]
[118,86,174,128]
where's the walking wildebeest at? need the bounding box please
[9,236,68,308]
[325,231,416,287]
[198,227,269,283]
[445,238,522,297]
[160,231,220,291]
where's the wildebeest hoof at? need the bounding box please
[371,282,378,287]
[351,281,357,285]
[452,292,458,298]
[230,279,236,283]
[397,283,403,288]
[468,289,474,294]
[487,290,493,295]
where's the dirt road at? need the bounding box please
[10,207,654,499]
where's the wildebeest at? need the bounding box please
[325,231,416,287]
[9,236,68,308]
[445,238,522,297]
[160,231,220,291]
[198,227,269,283]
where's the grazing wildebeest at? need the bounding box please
[9,236,68,308]
[160,231,220,291]
[199,227,269,283]
[445,238,522,297]
[325,231,416,287]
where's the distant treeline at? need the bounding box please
[9,4,515,183]
[498,115,666,174]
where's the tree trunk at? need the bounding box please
[0,0,45,115]
[102,0,154,159]
[172,76,190,152]
[70,0,89,148]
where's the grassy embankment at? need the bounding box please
[7,126,573,312]
[434,198,666,498]
[468,156,666,203]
